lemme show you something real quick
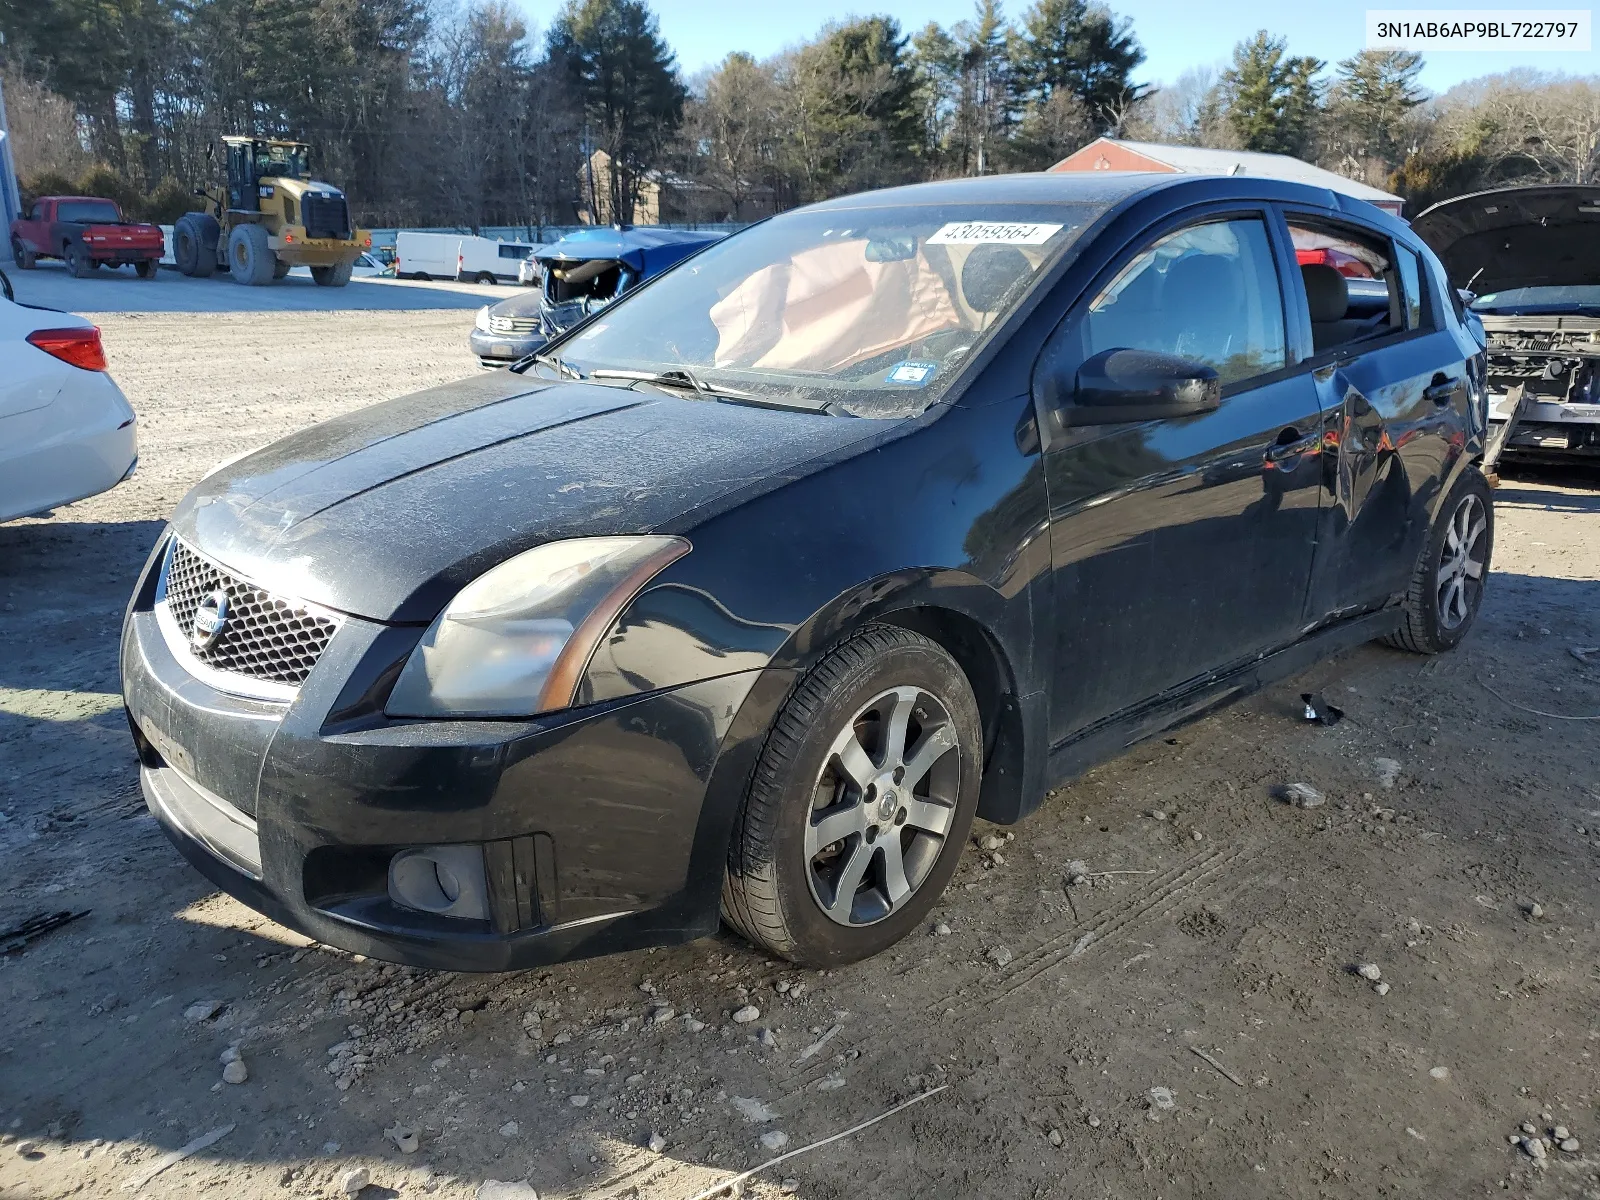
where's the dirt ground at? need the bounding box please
[2,306,1598,1200]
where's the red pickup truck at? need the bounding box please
[9,196,165,279]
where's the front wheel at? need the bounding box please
[311,260,353,287]
[722,625,983,966]
[1384,468,1493,654]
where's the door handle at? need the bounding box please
[1266,427,1319,462]
[1424,374,1458,404]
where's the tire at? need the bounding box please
[66,245,92,278]
[135,259,159,279]
[722,624,984,966]
[174,215,218,277]
[272,259,291,280]
[227,223,276,286]
[311,260,353,287]
[475,271,497,285]
[1384,468,1493,654]
[11,238,35,270]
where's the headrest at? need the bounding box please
[1300,263,1348,323]
[961,244,1030,313]
[1164,253,1240,305]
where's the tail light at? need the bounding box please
[27,326,108,372]
[457,253,464,272]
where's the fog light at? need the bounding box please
[387,846,490,921]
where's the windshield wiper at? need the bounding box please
[588,367,834,413]
[526,352,582,379]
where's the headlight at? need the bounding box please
[386,536,689,718]
[474,305,491,332]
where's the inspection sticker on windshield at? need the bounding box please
[887,361,937,385]
[928,221,1063,246]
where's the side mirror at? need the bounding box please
[191,187,207,198]
[1065,348,1221,426]
[0,267,12,303]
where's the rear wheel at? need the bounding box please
[475,271,497,285]
[1384,468,1493,654]
[311,260,354,287]
[135,259,159,279]
[11,238,35,269]
[272,259,291,280]
[722,625,983,966]
[66,246,93,277]
[227,224,276,286]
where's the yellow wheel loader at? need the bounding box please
[174,137,370,287]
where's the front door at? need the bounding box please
[1037,211,1325,745]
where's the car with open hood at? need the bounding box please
[1413,184,1600,464]
[123,172,1489,972]
[469,227,723,366]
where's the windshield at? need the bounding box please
[1472,285,1600,314]
[58,200,122,223]
[257,144,310,179]
[547,202,1104,417]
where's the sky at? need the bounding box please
[512,0,1598,93]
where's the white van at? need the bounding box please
[459,237,536,285]
[396,232,460,281]
[396,232,534,284]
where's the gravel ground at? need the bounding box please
[2,308,1598,1200]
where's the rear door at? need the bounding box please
[1036,205,1326,742]
[1280,208,1474,619]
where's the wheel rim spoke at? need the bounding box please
[879,837,912,908]
[900,723,956,791]
[809,804,865,853]
[879,687,917,771]
[824,842,874,921]
[830,730,876,791]
[1462,555,1484,580]
[903,796,954,837]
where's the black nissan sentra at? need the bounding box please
[122,173,1489,971]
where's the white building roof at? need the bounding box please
[1068,138,1402,205]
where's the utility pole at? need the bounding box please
[0,77,21,261]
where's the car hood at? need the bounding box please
[1411,184,1600,293]
[487,289,543,319]
[171,369,881,623]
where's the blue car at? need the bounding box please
[471,227,724,366]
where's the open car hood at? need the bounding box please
[1412,185,1600,293]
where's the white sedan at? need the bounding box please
[0,268,138,522]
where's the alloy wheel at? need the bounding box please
[805,685,963,927]
[1436,492,1488,629]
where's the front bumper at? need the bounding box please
[120,547,783,971]
[1489,393,1600,459]
[469,328,546,367]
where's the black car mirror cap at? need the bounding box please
[1063,348,1221,427]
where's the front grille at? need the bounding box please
[162,540,341,687]
[489,314,540,335]
[301,193,351,241]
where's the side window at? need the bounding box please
[29,204,42,221]
[1083,217,1286,388]
[1287,218,1404,354]
[1393,244,1425,331]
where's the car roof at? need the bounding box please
[803,171,1406,227]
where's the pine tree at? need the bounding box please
[548,0,688,224]
[1219,31,1323,158]
[1327,49,1427,170]
[1009,0,1146,128]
